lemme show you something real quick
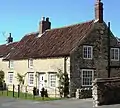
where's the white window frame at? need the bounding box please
[83,46,93,59]
[49,73,56,88]
[28,58,33,68]
[81,69,94,86]
[8,72,14,84]
[111,48,119,61]
[9,60,14,69]
[28,72,34,86]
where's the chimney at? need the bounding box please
[95,0,103,23]
[39,17,51,34]
[7,33,13,43]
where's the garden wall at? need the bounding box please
[92,77,120,107]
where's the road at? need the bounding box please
[0,97,120,108]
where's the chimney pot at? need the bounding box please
[41,17,45,21]
[7,33,13,43]
[39,17,51,34]
[46,17,49,21]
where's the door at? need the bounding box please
[39,74,45,92]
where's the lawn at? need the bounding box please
[0,90,61,101]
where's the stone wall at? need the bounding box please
[70,21,120,97]
[92,77,120,107]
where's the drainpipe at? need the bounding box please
[64,57,68,74]
[108,22,111,78]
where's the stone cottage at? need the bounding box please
[0,0,120,97]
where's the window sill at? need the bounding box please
[83,58,93,60]
[28,84,34,87]
[81,85,92,87]
[111,59,119,61]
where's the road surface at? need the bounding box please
[0,97,120,108]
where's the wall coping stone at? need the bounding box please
[93,77,120,84]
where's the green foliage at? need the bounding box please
[57,69,64,97]
[79,88,92,99]
[0,70,4,83]
[16,73,27,92]
[57,68,69,98]
[63,73,69,97]
[16,73,24,85]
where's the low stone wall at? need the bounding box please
[76,88,92,99]
[92,77,120,107]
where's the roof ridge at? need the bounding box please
[46,19,94,31]
[0,41,18,46]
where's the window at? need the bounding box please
[81,69,94,86]
[111,48,119,61]
[28,58,33,68]
[49,73,56,87]
[8,72,13,84]
[28,72,34,86]
[9,60,14,68]
[83,46,93,59]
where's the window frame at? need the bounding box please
[28,72,34,86]
[48,73,56,88]
[28,58,33,68]
[9,60,14,69]
[111,48,119,61]
[81,69,94,87]
[8,72,14,84]
[83,46,93,59]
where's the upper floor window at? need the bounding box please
[81,69,94,86]
[28,58,33,68]
[83,46,93,59]
[8,72,13,84]
[9,60,14,69]
[111,48,119,61]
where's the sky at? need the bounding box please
[0,0,120,44]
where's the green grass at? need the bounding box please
[0,90,61,101]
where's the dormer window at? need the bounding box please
[28,58,33,68]
[9,60,14,69]
[83,46,93,59]
[111,48,119,61]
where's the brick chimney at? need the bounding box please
[7,33,13,43]
[39,17,51,34]
[95,0,103,23]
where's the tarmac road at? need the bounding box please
[0,97,120,108]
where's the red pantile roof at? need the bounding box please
[0,42,18,58]
[4,20,94,60]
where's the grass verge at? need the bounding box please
[0,90,61,101]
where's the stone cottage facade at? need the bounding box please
[0,0,120,97]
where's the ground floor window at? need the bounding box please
[81,69,94,86]
[49,73,56,87]
[8,72,13,84]
[28,72,34,86]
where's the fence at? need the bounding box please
[0,84,50,100]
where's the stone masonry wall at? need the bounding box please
[92,77,120,107]
[70,21,120,97]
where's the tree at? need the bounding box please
[16,73,27,92]
[0,70,4,83]
[63,73,69,97]
[57,68,64,97]
[57,69,69,98]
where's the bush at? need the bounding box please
[63,73,69,97]
[0,70,4,90]
[40,87,48,97]
[0,70,4,82]
[78,88,92,99]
